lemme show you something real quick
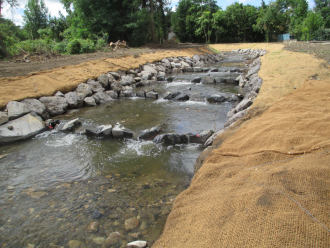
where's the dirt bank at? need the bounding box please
[0,45,210,109]
[153,43,330,247]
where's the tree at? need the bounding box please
[0,0,19,16]
[23,0,49,39]
[171,0,194,42]
[288,0,309,38]
[314,0,330,28]
[301,11,325,40]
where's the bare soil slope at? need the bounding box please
[0,45,209,109]
[153,43,330,247]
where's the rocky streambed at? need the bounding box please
[0,49,265,248]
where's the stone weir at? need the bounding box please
[0,49,265,145]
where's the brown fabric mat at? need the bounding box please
[153,44,330,247]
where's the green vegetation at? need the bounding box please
[0,0,329,59]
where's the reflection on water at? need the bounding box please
[0,61,245,247]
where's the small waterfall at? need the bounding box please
[153,134,165,143]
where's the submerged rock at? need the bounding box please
[0,113,46,145]
[127,240,149,248]
[58,118,82,132]
[85,125,113,137]
[125,217,139,231]
[206,94,227,103]
[154,133,188,144]
[105,232,123,246]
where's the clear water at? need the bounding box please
[0,61,246,247]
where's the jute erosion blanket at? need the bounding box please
[153,43,330,247]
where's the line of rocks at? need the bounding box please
[0,53,224,145]
[204,48,266,146]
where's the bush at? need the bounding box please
[53,40,68,54]
[96,37,107,50]
[79,39,95,53]
[67,39,81,54]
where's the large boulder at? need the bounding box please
[58,118,82,132]
[224,108,249,128]
[65,92,83,109]
[6,101,30,120]
[85,125,113,137]
[39,96,68,116]
[141,71,152,80]
[0,113,46,145]
[120,75,135,86]
[138,126,162,140]
[204,129,225,146]
[97,74,110,88]
[235,98,253,112]
[193,55,200,62]
[190,130,213,144]
[21,99,49,120]
[87,79,105,93]
[105,90,118,99]
[136,90,146,98]
[92,92,113,104]
[175,93,190,101]
[191,77,201,83]
[163,92,181,100]
[110,81,123,93]
[108,72,121,80]
[0,112,9,125]
[246,64,261,79]
[76,83,93,99]
[142,65,157,76]
[112,124,134,139]
[120,90,136,98]
[84,97,97,106]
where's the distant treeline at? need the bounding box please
[0,0,329,58]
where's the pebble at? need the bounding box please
[129,232,141,238]
[92,210,103,219]
[27,244,35,248]
[107,189,116,193]
[125,217,139,231]
[105,232,123,246]
[92,237,105,245]
[28,191,47,199]
[87,222,99,232]
[127,240,148,248]
[7,126,13,130]
[68,240,81,248]
[7,186,14,189]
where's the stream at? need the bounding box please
[0,57,247,248]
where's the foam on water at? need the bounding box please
[180,100,208,106]
[166,81,193,88]
[153,98,168,104]
[45,134,81,147]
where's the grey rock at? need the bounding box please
[112,124,134,139]
[175,93,190,101]
[39,96,68,116]
[127,241,148,248]
[0,112,9,125]
[224,108,249,128]
[105,90,118,99]
[166,76,176,82]
[193,67,203,72]
[163,92,180,100]
[136,90,146,98]
[141,71,152,80]
[209,68,218,72]
[195,61,205,67]
[134,77,141,82]
[21,99,49,120]
[65,92,83,109]
[76,83,93,99]
[184,67,194,72]
[108,72,121,80]
[111,81,123,92]
[193,54,200,62]
[55,91,64,97]
[201,77,215,84]
[120,75,135,86]
[97,74,110,88]
[146,91,158,99]
[191,77,201,83]
[86,79,104,93]
[116,69,126,76]
[171,62,181,68]
[120,90,136,97]
[0,113,46,145]
[6,101,30,120]
[93,92,114,103]
[86,125,113,137]
[235,98,253,112]
[157,75,165,81]
[154,133,188,144]
[58,118,82,132]
[204,129,225,146]
[161,58,171,68]
[105,232,123,246]
[142,65,157,76]
[180,61,191,69]
[190,130,213,144]
[84,97,97,106]
[227,108,236,118]
[207,94,227,103]
[190,93,207,102]
[127,69,137,76]
[124,217,139,231]
[172,68,182,74]
[139,126,162,140]
[246,64,261,79]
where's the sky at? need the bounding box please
[2,0,315,27]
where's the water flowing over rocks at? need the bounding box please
[139,126,162,140]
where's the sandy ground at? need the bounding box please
[0,45,210,109]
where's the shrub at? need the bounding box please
[53,40,68,54]
[67,39,81,54]
[79,39,95,53]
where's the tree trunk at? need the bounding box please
[150,0,156,43]
[158,0,167,39]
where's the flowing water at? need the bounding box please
[0,59,246,248]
